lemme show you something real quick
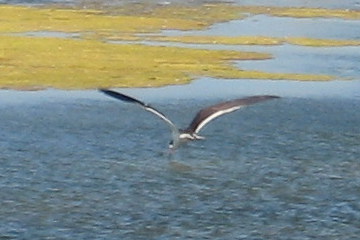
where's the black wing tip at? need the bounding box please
[99,88,146,106]
[245,95,281,101]
[241,95,280,100]
[254,95,281,103]
[267,95,281,99]
[98,88,111,95]
[99,88,124,97]
[252,95,281,100]
[99,88,112,94]
[98,88,122,98]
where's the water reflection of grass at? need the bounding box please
[1,4,358,89]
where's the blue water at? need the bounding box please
[181,15,360,40]
[1,87,360,239]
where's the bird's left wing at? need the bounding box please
[99,89,179,135]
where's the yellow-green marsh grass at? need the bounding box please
[286,37,360,47]
[1,35,335,90]
[117,4,360,22]
[138,35,360,47]
[0,35,268,89]
[135,35,283,46]
[133,3,246,25]
[0,5,204,34]
[1,4,359,35]
[235,6,360,20]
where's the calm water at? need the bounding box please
[1,88,360,239]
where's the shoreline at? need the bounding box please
[1,79,359,105]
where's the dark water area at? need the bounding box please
[1,87,360,239]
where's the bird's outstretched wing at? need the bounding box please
[185,95,280,134]
[99,89,179,135]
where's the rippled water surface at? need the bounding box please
[1,87,360,239]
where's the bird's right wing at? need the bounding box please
[100,89,179,135]
[186,95,280,134]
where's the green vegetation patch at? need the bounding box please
[1,35,334,90]
[122,35,283,45]
[137,35,360,47]
[113,4,360,21]
[131,3,246,25]
[0,5,205,34]
[236,6,360,20]
[286,37,360,47]
[0,35,265,89]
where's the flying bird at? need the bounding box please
[100,89,280,150]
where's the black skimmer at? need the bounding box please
[100,89,280,150]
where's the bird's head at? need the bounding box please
[168,140,175,150]
[168,139,181,151]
